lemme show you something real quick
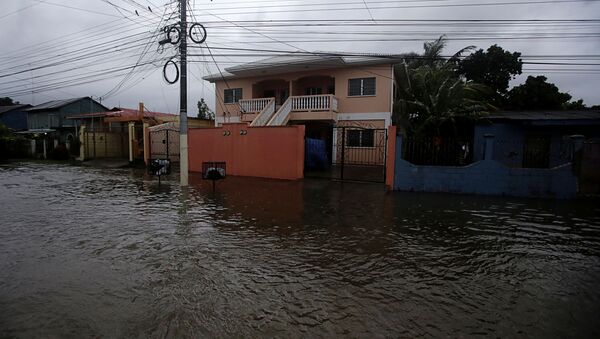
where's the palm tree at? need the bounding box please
[394,37,493,137]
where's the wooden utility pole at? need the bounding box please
[179,0,189,186]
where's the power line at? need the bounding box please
[190,0,600,16]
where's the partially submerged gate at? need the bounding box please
[305,126,387,183]
[82,127,128,159]
[149,127,180,162]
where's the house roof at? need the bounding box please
[26,97,88,111]
[67,107,175,121]
[485,110,600,121]
[26,97,108,112]
[0,104,32,115]
[203,52,405,82]
[108,108,174,119]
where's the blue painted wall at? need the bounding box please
[28,98,106,130]
[394,136,579,199]
[474,121,598,168]
[0,107,30,131]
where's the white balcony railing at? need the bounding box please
[239,97,274,113]
[249,99,276,127]
[291,94,338,112]
[267,97,292,126]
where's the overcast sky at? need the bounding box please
[1,0,599,114]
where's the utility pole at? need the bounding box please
[179,0,189,186]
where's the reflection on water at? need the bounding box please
[1,162,599,338]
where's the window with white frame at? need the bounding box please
[224,88,242,103]
[348,77,376,96]
[347,129,375,147]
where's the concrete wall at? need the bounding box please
[394,135,579,198]
[188,123,305,180]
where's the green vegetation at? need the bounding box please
[394,37,597,137]
[0,97,19,106]
[505,75,573,110]
[197,98,214,120]
[393,37,493,137]
[457,44,523,106]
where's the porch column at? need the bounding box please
[78,125,86,161]
[143,122,150,165]
[128,122,135,163]
[43,138,47,159]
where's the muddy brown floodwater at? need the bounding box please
[1,162,599,338]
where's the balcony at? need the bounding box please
[239,97,274,122]
[239,94,338,125]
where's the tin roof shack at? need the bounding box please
[0,104,32,131]
[474,110,600,168]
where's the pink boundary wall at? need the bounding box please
[188,123,305,180]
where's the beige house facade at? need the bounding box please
[203,54,397,131]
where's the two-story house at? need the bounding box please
[204,54,397,130]
[203,53,399,176]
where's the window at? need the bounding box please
[305,87,322,95]
[224,88,242,103]
[348,77,376,96]
[347,129,374,147]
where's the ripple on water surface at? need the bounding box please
[0,162,599,338]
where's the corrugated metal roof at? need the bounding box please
[485,110,600,121]
[109,108,175,118]
[26,97,89,111]
[0,104,32,114]
[203,52,404,82]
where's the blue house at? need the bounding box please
[474,110,600,168]
[0,104,32,131]
[19,97,108,159]
[393,110,600,198]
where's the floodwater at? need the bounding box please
[1,162,599,338]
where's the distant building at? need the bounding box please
[0,104,32,131]
[24,97,108,143]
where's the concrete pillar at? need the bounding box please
[78,125,86,161]
[484,134,495,161]
[143,122,150,165]
[128,122,135,163]
[42,138,47,159]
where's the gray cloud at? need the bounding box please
[1,0,599,114]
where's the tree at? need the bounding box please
[394,37,493,137]
[457,45,522,106]
[506,76,572,110]
[197,98,214,120]
[563,99,587,110]
[458,45,522,95]
[0,97,19,106]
